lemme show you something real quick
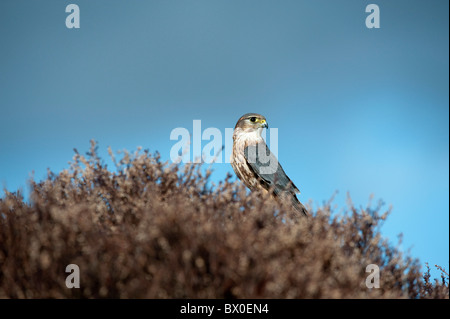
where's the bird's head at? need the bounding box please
[234,113,268,134]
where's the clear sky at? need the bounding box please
[1,1,448,278]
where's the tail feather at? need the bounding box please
[291,194,308,217]
[273,188,308,217]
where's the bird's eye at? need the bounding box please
[250,117,256,122]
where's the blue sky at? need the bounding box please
[1,1,448,278]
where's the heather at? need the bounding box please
[0,141,448,298]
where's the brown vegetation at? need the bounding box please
[0,141,448,298]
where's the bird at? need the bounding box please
[230,113,308,217]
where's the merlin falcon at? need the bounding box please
[230,113,308,216]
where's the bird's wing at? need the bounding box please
[244,143,300,195]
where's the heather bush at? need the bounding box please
[0,141,448,298]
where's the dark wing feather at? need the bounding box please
[244,143,308,216]
[244,143,298,194]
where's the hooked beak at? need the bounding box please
[260,119,268,129]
